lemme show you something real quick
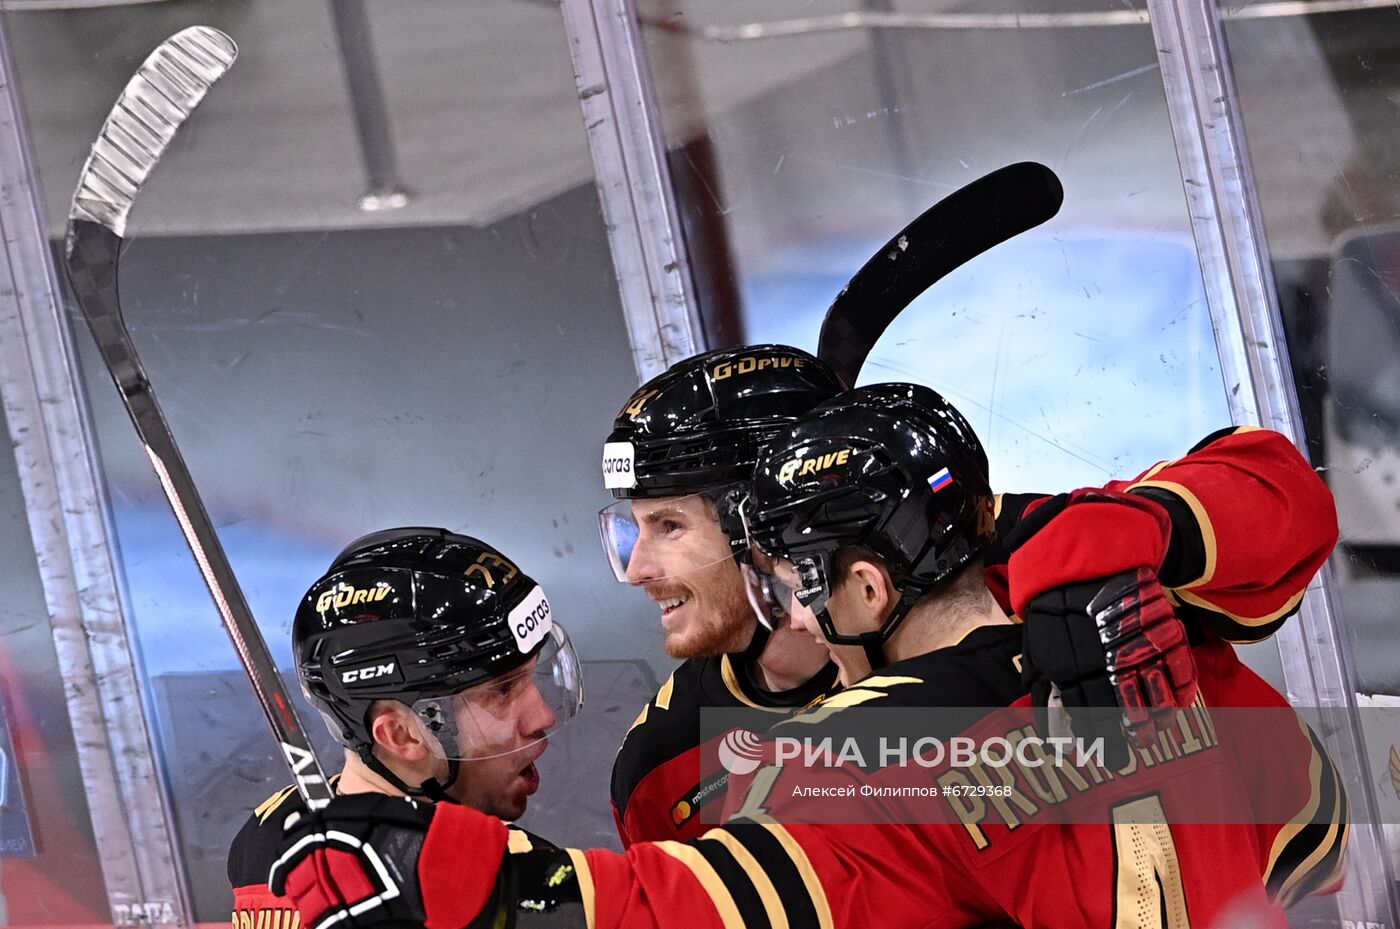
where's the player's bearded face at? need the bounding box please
[624,495,753,658]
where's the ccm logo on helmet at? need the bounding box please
[317,583,390,613]
[340,661,397,684]
[778,449,851,484]
[602,441,637,489]
[712,355,806,381]
[508,587,553,653]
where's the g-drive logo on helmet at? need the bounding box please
[777,448,852,485]
[602,441,637,490]
[508,586,553,653]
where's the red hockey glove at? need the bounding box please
[267,794,509,929]
[1006,490,1198,764]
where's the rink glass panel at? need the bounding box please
[637,0,1235,494]
[637,0,1400,916]
[1220,2,1400,700]
[1,2,664,922]
[0,404,110,923]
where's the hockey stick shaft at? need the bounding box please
[817,161,1064,386]
[63,28,333,810]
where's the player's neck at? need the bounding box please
[751,621,831,692]
[883,585,1009,665]
[336,752,408,798]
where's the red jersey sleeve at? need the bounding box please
[1106,426,1338,642]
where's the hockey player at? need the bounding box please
[266,386,1345,929]
[598,345,845,843]
[228,528,583,929]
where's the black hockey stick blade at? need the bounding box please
[817,161,1064,387]
[63,27,334,810]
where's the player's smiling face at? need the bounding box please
[624,494,753,658]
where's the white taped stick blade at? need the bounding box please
[69,26,237,237]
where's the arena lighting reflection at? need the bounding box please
[742,232,1230,492]
[107,504,332,675]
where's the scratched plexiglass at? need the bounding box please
[0,2,657,924]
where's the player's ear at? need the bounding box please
[846,558,894,630]
[369,701,431,763]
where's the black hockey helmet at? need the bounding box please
[598,345,845,587]
[741,384,994,665]
[294,528,582,798]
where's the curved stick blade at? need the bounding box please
[67,26,237,239]
[818,162,1064,387]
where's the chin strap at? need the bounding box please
[818,582,925,674]
[742,616,774,664]
[360,747,460,801]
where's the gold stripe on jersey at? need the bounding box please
[254,786,297,825]
[762,824,833,929]
[1265,719,1349,906]
[1173,586,1305,630]
[720,656,767,709]
[851,675,922,690]
[254,775,342,825]
[1128,479,1216,588]
[508,828,536,854]
[625,703,648,736]
[700,829,789,929]
[1276,729,1348,906]
[655,840,746,929]
[778,689,885,728]
[656,672,677,711]
[564,848,597,929]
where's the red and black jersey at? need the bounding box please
[446,628,1346,929]
[611,425,1334,849]
[611,652,839,845]
[228,777,554,929]
[985,425,1337,643]
[446,425,1344,929]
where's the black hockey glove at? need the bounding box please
[1020,567,1196,769]
[268,793,509,929]
[1005,489,1198,768]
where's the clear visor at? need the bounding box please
[597,491,738,584]
[739,546,794,632]
[739,525,833,632]
[409,623,583,761]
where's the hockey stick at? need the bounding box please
[817,161,1064,386]
[63,27,333,810]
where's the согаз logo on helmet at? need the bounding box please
[508,586,553,653]
[601,441,637,489]
[717,728,765,775]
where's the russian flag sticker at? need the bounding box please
[927,467,953,492]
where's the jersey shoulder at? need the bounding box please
[227,780,318,888]
[857,625,1025,709]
